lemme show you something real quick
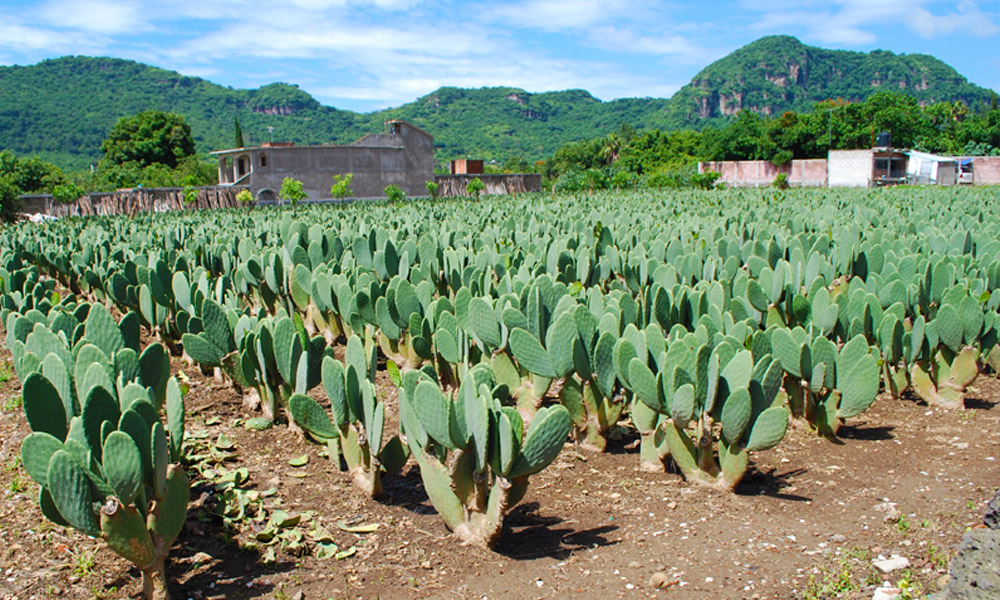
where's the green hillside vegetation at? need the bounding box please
[0,36,994,173]
[664,35,993,128]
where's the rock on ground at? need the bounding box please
[936,529,1000,599]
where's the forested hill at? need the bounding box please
[0,36,993,170]
[662,35,993,128]
[0,57,667,170]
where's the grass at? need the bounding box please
[895,514,911,533]
[2,395,22,411]
[803,548,881,600]
[72,549,98,578]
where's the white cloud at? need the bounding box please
[0,13,103,53]
[747,0,999,45]
[489,0,646,31]
[38,0,149,34]
[586,26,705,60]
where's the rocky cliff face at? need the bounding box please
[662,36,991,128]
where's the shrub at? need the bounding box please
[773,173,790,190]
[425,180,439,200]
[52,182,85,204]
[235,189,254,204]
[280,177,307,205]
[691,171,721,190]
[0,176,21,223]
[384,184,406,203]
[330,173,354,201]
[771,150,794,167]
[182,186,198,205]
[466,177,485,199]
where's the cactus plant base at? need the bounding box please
[141,559,171,600]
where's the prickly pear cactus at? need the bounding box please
[20,356,188,600]
[397,364,571,548]
[635,340,790,491]
[289,334,408,497]
[909,299,983,410]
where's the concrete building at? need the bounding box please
[966,156,1000,185]
[827,149,907,188]
[211,120,434,201]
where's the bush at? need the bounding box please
[330,173,354,201]
[466,177,485,199]
[425,180,439,200]
[771,150,794,167]
[280,177,307,205]
[691,171,722,190]
[52,182,85,204]
[384,184,406,203]
[552,168,587,192]
[235,189,254,204]
[773,173,790,190]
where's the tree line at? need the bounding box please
[3,90,999,220]
[540,91,1000,191]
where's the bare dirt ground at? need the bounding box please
[1,339,997,600]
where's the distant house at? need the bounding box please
[906,151,958,186]
[211,120,434,201]
[827,149,908,188]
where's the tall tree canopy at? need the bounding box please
[101,110,196,169]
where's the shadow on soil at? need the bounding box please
[168,526,294,600]
[382,465,435,513]
[965,397,997,411]
[495,502,620,560]
[838,424,895,441]
[737,467,812,502]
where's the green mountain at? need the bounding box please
[663,35,993,128]
[0,36,992,171]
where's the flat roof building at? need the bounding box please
[211,120,433,201]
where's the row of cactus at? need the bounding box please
[4,188,1000,550]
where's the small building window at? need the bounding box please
[260,154,267,167]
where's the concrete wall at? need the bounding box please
[698,159,827,187]
[973,157,1000,185]
[215,121,434,201]
[828,150,873,188]
[434,174,542,197]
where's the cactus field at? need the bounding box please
[1,187,999,599]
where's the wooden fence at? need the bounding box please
[23,186,250,218]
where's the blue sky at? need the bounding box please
[0,0,997,113]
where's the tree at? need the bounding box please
[234,117,246,149]
[280,177,307,205]
[101,111,196,170]
[0,175,20,223]
[466,177,485,199]
[330,173,354,201]
[235,189,254,205]
[384,184,406,203]
[425,180,439,199]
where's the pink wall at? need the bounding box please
[973,157,1000,185]
[699,159,827,187]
